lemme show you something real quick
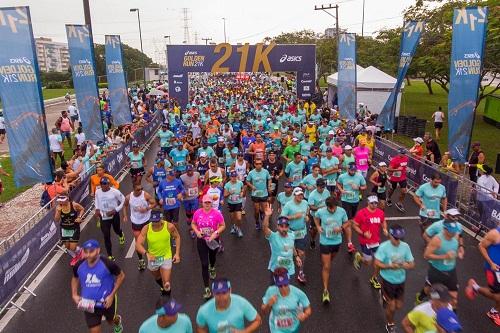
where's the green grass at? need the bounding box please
[395,81,497,174]
[42,88,74,100]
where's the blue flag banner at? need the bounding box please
[0,7,53,186]
[66,24,104,142]
[378,21,424,131]
[105,35,131,126]
[337,33,356,120]
[448,7,488,163]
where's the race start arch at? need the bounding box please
[167,43,316,108]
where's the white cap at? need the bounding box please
[328,130,335,135]
[199,152,207,158]
[367,195,379,203]
[344,145,353,150]
[292,187,304,196]
[413,137,424,144]
[378,162,387,167]
[445,208,461,216]
[292,137,299,142]
[217,137,224,142]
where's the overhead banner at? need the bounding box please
[167,43,316,108]
[337,33,356,120]
[378,21,424,131]
[105,35,131,126]
[448,7,488,163]
[66,24,104,142]
[0,6,53,186]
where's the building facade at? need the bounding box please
[35,37,69,72]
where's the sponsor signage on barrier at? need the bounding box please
[167,43,316,108]
[337,33,357,120]
[0,113,161,308]
[0,6,54,186]
[373,139,459,205]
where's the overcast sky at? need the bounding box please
[4,0,415,62]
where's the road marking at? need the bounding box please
[125,239,136,258]
[386,216,419,220]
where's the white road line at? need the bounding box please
[125,239,136,258]
[386,216,420,220]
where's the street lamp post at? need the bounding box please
[130,8,146,87]
[163,35,171,82]
[222,18,227,43]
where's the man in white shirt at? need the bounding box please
[431,106,445,140]
[477,165,499,226]
[67,103,79,127]
[94,177,125,260]
[48,127,64,166]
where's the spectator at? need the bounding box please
[466,142,485,183]
[60,160,83,188]
[439,152,459,174]
[410,137,425,160]
[90,163,119,195]
[0,111,5,144]
[45,170,69,204]
[424,132,441,164]
[49,127,64,167]
[74,126,85,153]
[0,161,10,207]
[67,102,79,127]
[58,110,74,148]
[477,165,499,226]
[431,106,445,140]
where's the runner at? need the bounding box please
[158,170,185,226]
[414,173,448,233]
[122,184,156,270]
[285,152,306,188]
[54,194,85,263]
[233,152,249,215]
[386,148,409,212]
[204,158,225,186]
[145,155,167,201]
[158,123,175,155]
[307,178,330,250]
[264,150,284,205]
[246,158,272,230]
[374,224,415,333]
[71,239,124,333]
[320,147,340,193]
[191,195,226,299]
[465,223,500,326]
[180,164,201,238]
[224,170,245,238]
[277,182,294,214]
[353,138,371,178]
[281,187,309,284]
[337,162,367,253]
[301,164,322,201]
[352,195,388,289]
[314,196,349,303]
[196,278,261,332]
[128,142,146,185]
[261,268,312,332]
[282,138,300,164]
[168,141,190,177]
[139,298,193,333]
[196,151,210,183]
[369,162,389,210]
[423,209,464,244]
[341,145,355,173]
[135,210,181,296]
[94,177,126,261]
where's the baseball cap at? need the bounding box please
[436,308,462,332]
[202,194,213,203]
[217,136,224,142]
[284,182,293,188]
[348,162,357,171]
[199,151,208,158]
[378,162,387,167]
[176,141,183,146]
[389,225,406,240]
[413,137,424,144]
[132,141,139,148]
[100,177,110,185]
[328,130,335,135]
[56,195,69,202]
[156,299,182,316]
[82,239,100,250]
[292,187,304,196]
[398,147,407,154]
[430,283,451,302]
[229,170,237,177]
[316,178,326,187]
[443,221,461,234]
[344,145,353,150]
[472,141,481,147]
[367,195,379,204]
[274,273,290,287]
[150,210,162,222]
[444,208,461,217]
[167,169,175,176]
[212,279,231,294]
[277,216,290,225]
[292,137,299,142]
[325,147,332,153]
[186,164,194,171]
[155,158,163,164]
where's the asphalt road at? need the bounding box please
[2,141,497,333]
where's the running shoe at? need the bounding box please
[255,222,262,230]
[386,200,393,207]
[353,252,362,270]
[230,225,237,234]
[297,271,307,284]
[108,255,116,261]
[395,203,406,213]
[370,276,381,289]
[118,234,125,245]
[70,249,83,267]
[385,323,396,333]
[209,266,217,280]
[322,290,330,304]
[237,228,244,238]
[113,315,123,333]
[347,242,356,254]
[138,259,146,271]
[310,240,316,250]
[487,309,500,326]
[465,278,478,300]
[203,287,212,300]
[160,287,171,296]
[241,210,246,216]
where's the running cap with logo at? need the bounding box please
[277,216,290,225]
[348,162,357,171]
[209,176,223,183]
[212,279,231,294]
[292,137,299,142]
[367,195,379,203]
[284,182,293,188]
[186,164,194,171]
[444,208,461,217]
[202,194,213,203]
[100,177,110,185]
[82,239,100,249]
[167,169,175,176]
[344,145,353,150]
[378,162,387,167]
[292,187,304,196]
[398,147,407,154]
[389,225,406,240]
[316,178,327,187]
[199,151,208,158]
[229,170,237,177]
[156,299,182,316]
[413,137,424,144]
[150,210,162,222]
[274,273,290,287]
[430,283,451,302]
[443,221,461,233]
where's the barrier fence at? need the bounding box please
[373,137,500,233]
[0,112,162,311]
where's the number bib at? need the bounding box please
[229,194,240,202]
[131,161,139,168]
[166,198,177,205]
[327,178,335,186]
[61,228,75,238]
[187,187,198,197]
[292,174,301,182]
[344,191,355,200]
[358,159,367,166]
[277,256,292,270]
[275,316,293,329]
[426,209,436,217]
[293,228,307,239]
[270,183,277,191]
[152,256,164,266]
[325,226,338,238]
[218,157,224,164]
[377,186,386,193]
[175,161,185,167]
[254,190,264,197]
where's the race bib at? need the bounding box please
[277,256,292,269]
[359,159,368,166]
[426,209,436,217]
[275,316,293,329]
[254,190,264,197]
[377,186,386,193]
[392,171,402,178]
[292,173,301,181]
[344,191,355,200]
[187,187,198,197]
[495,271,500,283]
[229,194,240,202]
[325,226,338,238]
[131,161,139,168]
[61,228,75,237]
[200,227,213,236]
[293,228,307,239]
[166,198,176,205]
[327,178,335,186]
[270,183,277,191]
[218,157,224,164]
[152,256,164,266]
[366,242,380,249]
[176,161,185,167]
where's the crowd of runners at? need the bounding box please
[59,73,499,333]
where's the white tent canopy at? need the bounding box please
[327,65,403,115]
